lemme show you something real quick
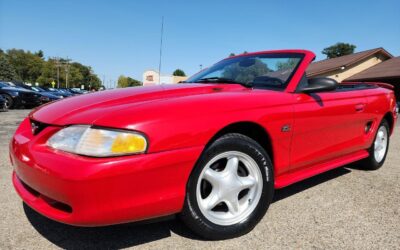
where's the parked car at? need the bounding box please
[10,50,397,240]
[68,88,87,94]
[16,84,63,104]
[42,87,74,98]
[0,82,41,109]
[0,94,8,111]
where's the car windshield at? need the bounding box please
[186,53,303,90]
[30,87,40,92]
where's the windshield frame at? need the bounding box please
[186,52,305,91]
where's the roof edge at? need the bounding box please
[307,48,393,77]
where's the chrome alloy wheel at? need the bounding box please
[196,151,263,226]
[374,125,388,163]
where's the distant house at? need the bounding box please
[306,48,399,100]
[142,70,188,86]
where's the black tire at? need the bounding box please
[359,119,390,170]
[180,133,274,240]
[4,95,14,109]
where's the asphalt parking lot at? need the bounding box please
[1,110,399,249]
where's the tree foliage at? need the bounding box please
[117,75,142,88]
[322,42,356,59]
[0,48,102,89]
[0,53,18,81]
[172,69,186,76]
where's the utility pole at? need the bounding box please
[158,16,164,85]
[200,64,203,70]
[65,57,70,88]
[56,58,61,88]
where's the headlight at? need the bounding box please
[47,125,148,157]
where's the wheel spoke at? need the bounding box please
[225,195,240,215]
[202,190,220,210]
[203,168,222,187]
[225,157,239,174]
[239,176,257,189]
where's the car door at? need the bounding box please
[289,89,368,172]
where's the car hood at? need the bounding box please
[30,84,247,125]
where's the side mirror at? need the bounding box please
[299,77,338,93]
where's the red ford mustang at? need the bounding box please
[10,50,397,240]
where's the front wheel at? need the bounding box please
[180,133,274,240]
[359,119,390,170]
[4,95,14,109]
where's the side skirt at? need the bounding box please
[274,150,369,189]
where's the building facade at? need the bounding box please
[306,48,399,99]
[142,70,188,86]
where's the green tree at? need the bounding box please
[229,53,235,57]
[322,42,356,59]
[0,53,18,81]
[35,50,44,58]
[172,69,186,76]
[117,75,142,88]
[37,59,56,86]
[3,48,102,89]
[7,49,44,83]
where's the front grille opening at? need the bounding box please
[41,196,73,213]
[19,177,72,214]
[30,119,48,135]
[20,178,40,197]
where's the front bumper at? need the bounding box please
[10,118,203,226]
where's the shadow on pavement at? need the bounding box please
[24,167,351,248]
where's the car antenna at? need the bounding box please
[158,16,164,85]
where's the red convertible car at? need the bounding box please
[10,50,397,240]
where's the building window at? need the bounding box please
[146,75,154,81]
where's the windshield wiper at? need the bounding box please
[195,77,252,88]
[197,77,238,83]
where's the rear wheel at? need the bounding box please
[180,133,274,240]
[359,119,390,170]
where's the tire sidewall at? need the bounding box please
[184,134,274,239]
[4,95,13,109]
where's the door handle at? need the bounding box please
[355,103,365,112]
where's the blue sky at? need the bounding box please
[1,0,399,87]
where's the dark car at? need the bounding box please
[16,84,63,103]
[43,87,74,98]
[0,82,42,109]
[0,94,8,111]
[68,88,87,95]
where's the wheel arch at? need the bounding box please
[382,112,395,135]
[205,121,274,166]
